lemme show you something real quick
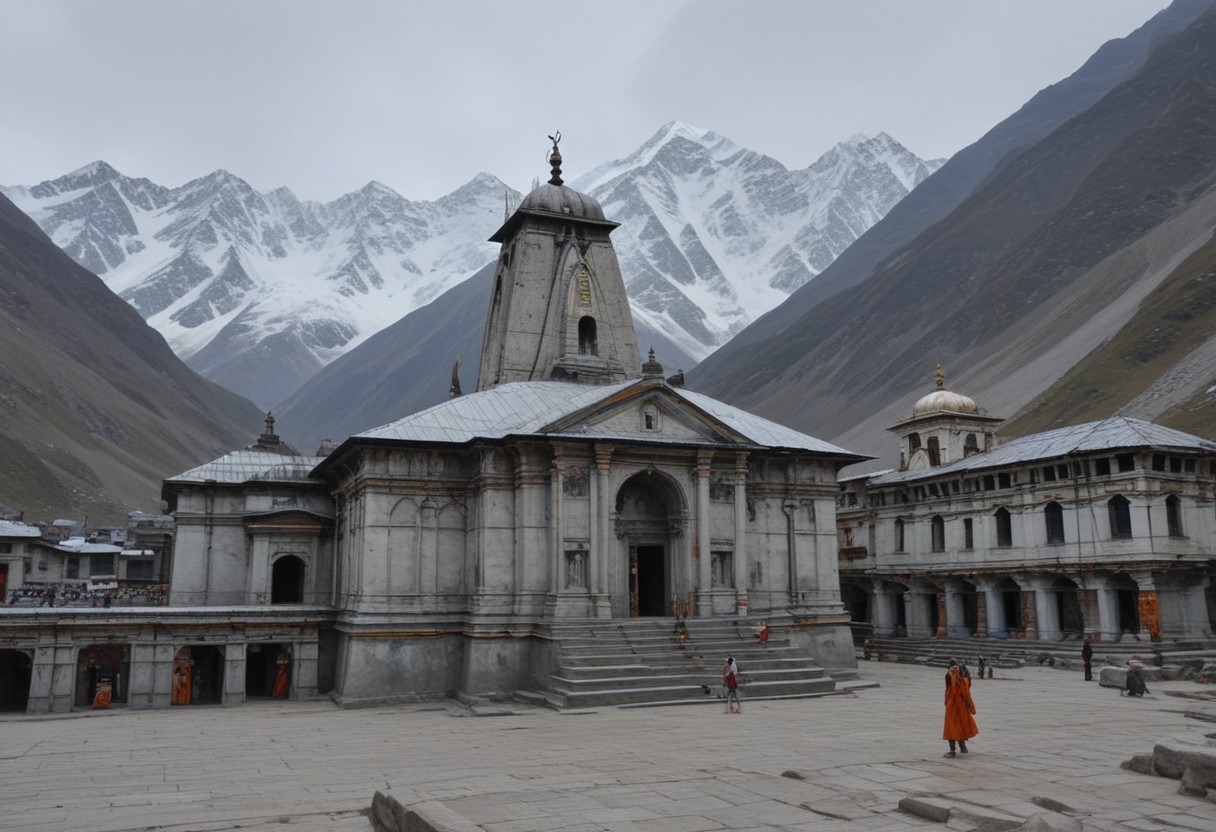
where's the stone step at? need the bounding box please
[553,666,826,691]
[553,677,837,708]
[557,657,819,678]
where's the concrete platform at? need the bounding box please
[3,662,1216,831]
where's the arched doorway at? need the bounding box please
[0,649,32,711]
[842,581,870,624]
[271,555,305,604]
[616,472,685,617]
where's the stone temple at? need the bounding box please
[0,139,863,711]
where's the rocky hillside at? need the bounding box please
[689,0,1216,467]
[0,192,263,522]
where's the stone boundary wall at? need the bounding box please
[371,791,485,832]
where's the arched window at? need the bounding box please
[994,507,1012,548]
[964,433,978,456]
[1044,501,1065,545]
[271,555,305,604]
[927,436,941,466]
[1166,495,1183,537]
[578,316,598,356]
[1108,495,1132,539]
[895,519,906,552]
[908,433,921,452]
[930,515,945,552]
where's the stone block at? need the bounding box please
[899,795,953,823]
[1149,733,1216,798]
[1015,813,1083,832]
[1098,666,1126,688]
[948,804,1025,832]
[1121,753,1154,775]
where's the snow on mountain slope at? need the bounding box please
[576,122,943,359]
[3,164,511,407]
[4,123,940,408]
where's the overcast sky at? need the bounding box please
[1,0,1172,202]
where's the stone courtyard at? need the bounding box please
[3,661,1215,832]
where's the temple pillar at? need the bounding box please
[945,581,969,638]
[593,446,613,618]
[872,581,897,637]
[695,452,713,617]
[1026,576,1060,641]
[905,583,935,638]
[1018,577,1038,640]
[733,452,749,616]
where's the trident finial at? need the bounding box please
[935,362,945,391]
[547,131,563,186]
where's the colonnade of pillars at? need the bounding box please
[866,572,1213,642]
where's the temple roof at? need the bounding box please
[871,416,1216,485]
[338,379,862,458]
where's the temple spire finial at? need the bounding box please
[547,131,563,186]
[935,362,945,391]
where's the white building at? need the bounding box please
[838,376,1216,644]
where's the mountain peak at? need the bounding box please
[65,160,120,181]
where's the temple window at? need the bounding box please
[930,516,945,552]
[1166,495,1184,538]
[994,508,1012,548]
[578,316,598,355]
[1108,495,1132,539]
[1045,501,1065,545]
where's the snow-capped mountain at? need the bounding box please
[3,163,512,408]
[577,122,943,359]
[3,124,941,409]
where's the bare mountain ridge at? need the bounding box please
[694,0,1216,376]
[0,192,263,523]
[690,2,1216,472]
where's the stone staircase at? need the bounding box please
[522,618,841,710]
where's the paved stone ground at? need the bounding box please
[3,661,1216,832]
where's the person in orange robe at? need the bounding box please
[942,663,977,757]
[272,652,290,699]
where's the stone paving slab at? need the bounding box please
[3,663,1216,831]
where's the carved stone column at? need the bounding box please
[595,446,613,618]
[733,452,749,616]
[695,452,713,617]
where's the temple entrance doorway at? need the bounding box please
[246,643,291,699]
[1112,573,1141,637]
[172,645,224,705]
[75,644,129,708]
[630,545,667,617]
[0,649,32,711]
[616,471,686,618]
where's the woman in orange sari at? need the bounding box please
[943,663,977,757]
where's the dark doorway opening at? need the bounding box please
[843,583,870,623]
[271,555,305,604]
[0,649,32,711]
[246,643,291,699]
[1054,577,1084,637]
[632,545,667,617]
[75,644,129,708]
[173,645,224,705]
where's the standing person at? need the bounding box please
[976,656,986,680]
[723,657,742,714]
[943,664,977,757]
[1081,637,1093,681]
